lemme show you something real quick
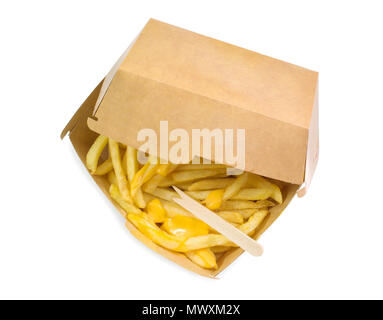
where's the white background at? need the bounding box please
[1,0,382,300]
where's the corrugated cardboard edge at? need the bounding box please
[61,81,300,278]
[298,81,319,197]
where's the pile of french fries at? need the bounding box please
[86,134,283,269]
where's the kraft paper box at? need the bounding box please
[61,19,319,278]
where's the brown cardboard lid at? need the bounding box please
[88,19,319,186]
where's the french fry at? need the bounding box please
[188,178,235,191]
[93,158,114,175]
[143,193,194,218]
[131,154,159,197]
[176,164,227,171]
[158,177,192,190]
[184,234,235,251]
[126,146,138,181]
[185,248,217,269]
[109,139,132,203]
[185,190,210,200]
[122,149,128,175]
[161,215,209,238]
[229,208,258,220]
[223,172,248,201]
[157,163,178,176]
[249,174,283,204]
[86,135,108,173]
[146,188,178,202]
[231,188,272,201]
[174,183,193,190]
[211,246,232,253]
[125,146,146,208]
[203,174,248,211]
[133,190,146,209]
[171,169,226,183]
[109,184,142,215]
[146,198,166,223]
[157,176,175,187]
[216,211,244,224]
[127,213,186,251]
[143,174,166,193]
[237,209,269,234]
[205,189,225,210]
[107,171,118,186]
[162,200,194,218]
[220,199,274,210]
[143,163,178,193]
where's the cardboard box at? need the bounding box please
[61,19,319,278]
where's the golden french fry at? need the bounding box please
[127,213,186,251]
[146,188,178,202]
[122,149,128,175]
[237,209,269,234]
[249,174,283,204]
[176,164,227,171]
[125,146,146,208]
[146,198,166,223]
[143,174,165,193]
[86,135,108,173]
[162,201,193,218]
[216,211,244,224]
[230,208,258,220]
[200,173,248,211]
[126,146,138,182]
[109,184,141,215]
[174,182,193,190]
[157,176,175,187]
[171,169,226,183]
[107,171,118,186]
[133,190,146,209]
[220,199,272,210]
[223,172,248,201]
[184,234,235,251]
[93,158,114,175]
[185,248,217,269]
[205,189,225,210]
[211,246,232,253]
[109,139,132,203]
[158,177,192,190]
[161,215,209,238]
[162,201,194,218]
[185,190,210,201]
[143,193,194,218]
[188,178,235,191]
[157,163,178,176]
[131,155,159,197]
[143,163,178,193]
[231,188,272,201]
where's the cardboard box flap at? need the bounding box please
[298,84,319,197]
[88,19,319,186]
[61,80,104,139]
